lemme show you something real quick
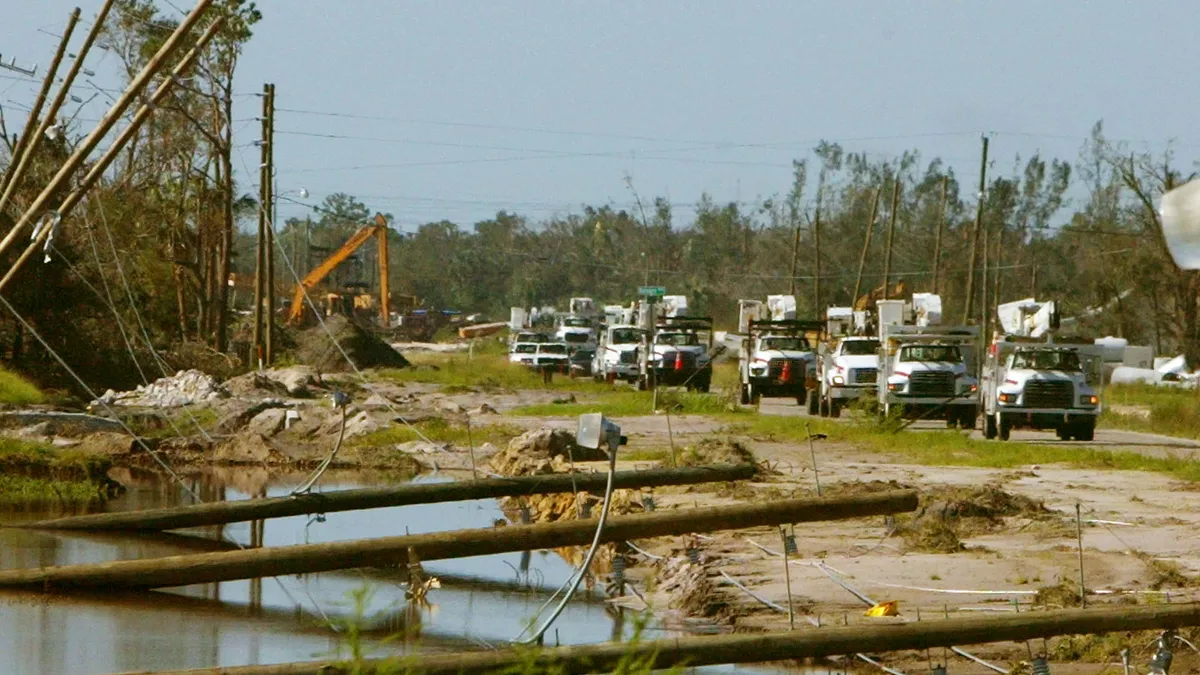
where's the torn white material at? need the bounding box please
[911,293,942,326]
[1160,179,1200,269]
[766,295,796,321]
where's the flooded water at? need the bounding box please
[0,469,781,674]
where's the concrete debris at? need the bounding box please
[245,408,287,438]
[395,440,450,454]
[215,399,287,435]
[488,428,607,476]
[94,370,226,408]
[225,366,320,398]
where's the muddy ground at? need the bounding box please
[7,357,1200,672]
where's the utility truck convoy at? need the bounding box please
[981,339,1102,441]
[644,316,715,392]
[739,320,822,405]
[814,336,881,417]
[878,324,980,428]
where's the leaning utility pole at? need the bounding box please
[812,197,823,315]
[788,218,802,297]
[0,8,79,198]
[881,176,901,300]
[0,0,112,216]
[851,186,882,306]
[264,83,276,365]
[962,135,989,324]
[252,83,269,368]
[0,0,216,271]
[931,175,948,295]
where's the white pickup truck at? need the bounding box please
[510,342,570,372]
[981,342,1101,441]
[813,336,880,417]
[592,325,643,383]
[878,325,980,428]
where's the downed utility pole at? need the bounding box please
[0,14,223,293]
[0,0,215,283]
[120,602,1200,675]
[0,490,917,591]
[0,8,80,198]
[16,463,756,532]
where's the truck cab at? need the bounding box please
[739,320,821,405]
[645,316,715,392]
[556,316,597,350]
[878,325,980,428]
[982,342,1101,441]
[815,336,881,417]
[593,325,644,383]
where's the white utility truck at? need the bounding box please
[592,324,644,383]
[814,335,881,417]
[644,315,715,392]
[878,324,981,428]
[980,338,1103,441]
[739,319,821,406]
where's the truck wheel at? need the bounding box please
[945,408,958,429]
[796,388,807,406]
[740,384,750,405]
[984,414,997,439]
[830,401,842,419]
[636,376,648,391]
[807,391,819,416]
[819,397,830,417]
[1076,418,1096,442]
[1055,426,1070,441]
[697,378,711,394]
[998,415,1011,441]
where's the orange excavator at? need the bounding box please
[286,212,390,326]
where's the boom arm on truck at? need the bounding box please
[286,213,391,326]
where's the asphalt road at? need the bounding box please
[755,396,1200,458]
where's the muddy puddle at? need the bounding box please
[0,470,785,674]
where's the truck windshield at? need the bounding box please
[563,333,590,343]
[540,344,568,355]
[898,345,960,362]
[841,340,880,355]
[761,336,809,351]
[658,332,699,346]
[611,328,640,344]
[1011,350,1081,371]
[564,318,590,327]
[514,344,537,354]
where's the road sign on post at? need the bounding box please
[639,286,666,299]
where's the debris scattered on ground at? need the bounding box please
[93,370,226,408]
[225,366,320,398]
[295,315,409,372]
[488,428,607,476]
[897,484,1048,553]
[679,437,756,467]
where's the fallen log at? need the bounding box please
[0,490,916,591]
[13,464,754,532]
[110,601,1200,675]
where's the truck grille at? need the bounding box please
[1024,380,1073,408]
[767,359,805,381]
[852,368,877,384]
[619,350,638,364]
[661,351,698,370]
[909,371,955,397]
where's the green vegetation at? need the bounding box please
[0,437,118,509]
[351,418,522,448]
[510,388,742,417]
[0,368,43,406]
[1102,383,1200,440]
[378,351,612,393]
[728,413,1200,482]
[127,407,221,439]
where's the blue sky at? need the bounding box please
[3,1,1198,231]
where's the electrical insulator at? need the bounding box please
[1031,656,1051,675]
[611,552,627,587]
[641,493,656,511]
[1150,631,1175,675]
[783,532,799,556]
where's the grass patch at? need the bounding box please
[351,418,522,448]
[509,388,743,417]
[378,351,612,393]
[0,437,118,510]
[728,412,1200,482]
[126,407,221,439]
[0,368,43,405]
[1102,383,1200,440]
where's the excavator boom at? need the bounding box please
[287,212,390,325]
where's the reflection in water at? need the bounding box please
[0,471,781,675]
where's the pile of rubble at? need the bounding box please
[93,370,226,408]
[488,428,608,476]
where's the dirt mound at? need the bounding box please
[679,438,756,467]
[488,428,607,476]
[294,315,409,372]
[898,484,1046,554]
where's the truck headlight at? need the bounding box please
[888,382,900,391]
[998,392,1016,403]
[969,384,978,393]
[1080,394,1098,405]
[832,375,845,385]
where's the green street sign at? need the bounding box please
[638,286,666,298]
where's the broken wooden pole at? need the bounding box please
[0,490,916,591]
[106,602,1200,675]
[15,464,755,532]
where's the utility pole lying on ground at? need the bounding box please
[0,491,917,591]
